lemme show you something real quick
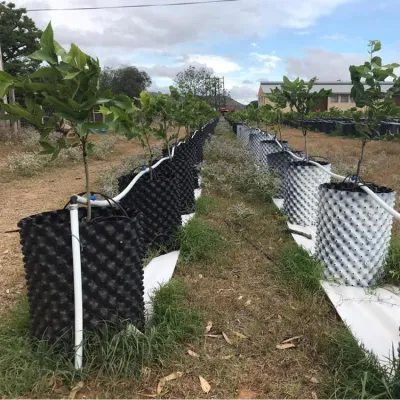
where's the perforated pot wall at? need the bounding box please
[119,169,182,250]
[259,140,282,165]
[315,183,396,287]
[283,161,331,226]
[250,133,267,161]
[18,208,144,342]
[266,151,304,198]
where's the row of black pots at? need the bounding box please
[18,121,217,344]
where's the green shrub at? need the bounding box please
[179,218,225,263]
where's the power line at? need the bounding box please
[27,0,241,12]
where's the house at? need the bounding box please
[258,81,398,111]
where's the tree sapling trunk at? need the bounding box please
[82,140,92,221]
[355,138,367,185]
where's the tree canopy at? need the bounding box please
[0,1,42,75]
[174,65,211,97]
[100,66,152,100]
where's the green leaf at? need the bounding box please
[86,142,94,155]
[371,56,382,67]
[111,95,133,111]
[0,71,15,82]
[39,141,56,154]
[31,67,61,80]
[29,50,57,64]
[54,40,70,63]
[373,41,382,52]
[64,71,81,80]
[69,44,87,70]
[0,82,12,98]
[40,23,56,55]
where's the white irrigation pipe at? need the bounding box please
[68,196,83,370]
[272,134,400,221]
[68,123,208,370]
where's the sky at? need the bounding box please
[12,0,400,104]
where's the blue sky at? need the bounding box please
[15,0,400,103]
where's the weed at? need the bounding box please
[178,218,225,263]
[92,136,119,160]
[0,280,203,397]
[195,195,218,216]
[228,202,256,224]
[7,152,48,176]
[320,327,400,398]
[384,236,400,283]
[277,245,324,294]
[204,133,249,165]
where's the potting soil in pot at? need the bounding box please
[315,182,396,287]
[19,207,145,343]
[119,166,182,250]
[284,160,331,226]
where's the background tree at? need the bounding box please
[0,1,41,75]
[174,65,212,97]
[247,100,259,109]
[100,66,151,100]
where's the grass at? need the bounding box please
[194,195,218,216]
[178,217,225,263]
[0,280,203,398]
[277,245,324,295]
[384,236,400,283]
[320,327,400,398]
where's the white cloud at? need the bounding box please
[251,42,258,47]
[285,48,365,80]
[184,55,241,74]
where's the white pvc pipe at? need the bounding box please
[69,197,83,370]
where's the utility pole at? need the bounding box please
[0,43,9,129]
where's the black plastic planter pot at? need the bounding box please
[172,142,199,209]
[119,168,182,250]
[315,182,396,287]
[19,207,145,343]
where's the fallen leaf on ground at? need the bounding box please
[205,321,213,333]
[281,335,303,344]
[3,250,8,254]
[199,274,203,279]
[5,289,10,294]
[68,381,84,399]
[237,388,260,399]
[218,288,234,293]
[205,334,221,338]
[310,377,320,384]
[187,349,199,358]
[276,343,296,350]
[222,332,233,345]
[221,355,235,360]
[156,372,184,394]
[199,376,211,393]
[245,299,252,306]
[311,391,318,399]
[277,314,282,321]
[289,304,297,310]
[238,295,243,300]
[232,331,248,339]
